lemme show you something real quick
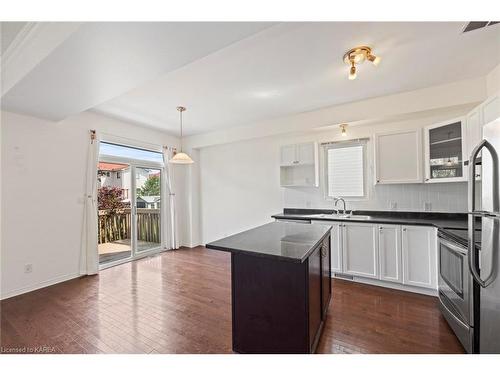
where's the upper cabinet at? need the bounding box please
[464,93,499,180]
[423,117,467,183]
[280,142,319,187]
[374,129,422,184]
[280,142,316,166]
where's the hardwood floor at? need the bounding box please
[0,246,464,354]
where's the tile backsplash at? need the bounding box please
[283,182,468,213]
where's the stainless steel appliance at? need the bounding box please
[468,117,500,353]
[438,228,477,353]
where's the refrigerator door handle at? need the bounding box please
[469,139,499,213]
[468,139,499,288]
[468,213,494,288]
[468,139,500,213]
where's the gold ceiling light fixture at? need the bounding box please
[343,46,381,80]
[170,106,194,164]
[340,124,348,137]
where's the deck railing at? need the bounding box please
[98,208,160,244]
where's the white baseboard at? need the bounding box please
[333,274,438,297]
[1,272,81,300]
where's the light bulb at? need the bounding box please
[340,124,348,136]
[348,65,357,80]
[368,54,381,66]
[353,53,365,63]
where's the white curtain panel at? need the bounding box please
[163,147,179,249]
[80,131,100,275]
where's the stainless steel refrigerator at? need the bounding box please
[468,116,500,353]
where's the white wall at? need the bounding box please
[199,105,474,244]
[0,110,179,299]
[486,62,500,97]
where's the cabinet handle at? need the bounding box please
[377,179,380,183]
[425,178,429,181]
[403,228,407,232]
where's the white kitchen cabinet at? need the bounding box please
[465,107,483,184]
[280,142,319,187]
[402,225,437,289]
[280,142,316,166]
[465,107,482,160]
[464,93,499,181]
[330,222,343,273]
[280,144,297,166]
[311,220,343,273]
[374,129,422,184]
[424,117,467,183]
[342,222,379,279]
[378,224,402,283]
[296,143,315,165]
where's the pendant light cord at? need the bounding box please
[179,109,183,152]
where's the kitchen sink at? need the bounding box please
[304,213,371,220]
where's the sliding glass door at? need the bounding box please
[97,142,164,268]
[135,167,162,253]
[97,162,133,265]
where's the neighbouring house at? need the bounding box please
[136,195,161,209]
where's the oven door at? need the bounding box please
[438,236,471,325]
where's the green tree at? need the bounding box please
[137,175,160,196]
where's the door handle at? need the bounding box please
[468,139,499,213]
[468,214,498,288]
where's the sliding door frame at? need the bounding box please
[98,154,165,270]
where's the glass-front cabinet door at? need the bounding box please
[424,118,467,183]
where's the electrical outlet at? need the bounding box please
[424,202,432,211]
[389,202,397,210]
[306,201,311,208]
[24,264,33,273]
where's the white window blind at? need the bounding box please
[326,142,365,197]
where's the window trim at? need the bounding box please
[323,139,368,200]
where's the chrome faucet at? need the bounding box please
[334,197,346,214]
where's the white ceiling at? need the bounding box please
[95,22,500,136]
[0,22,274,120]
[2,22,499,137]
[1,22,27,54]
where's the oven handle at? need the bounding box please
[439,237,468,256]
[438,293,469,330]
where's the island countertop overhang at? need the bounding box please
[205,221,332,263]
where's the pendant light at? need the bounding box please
[170,106,194,164]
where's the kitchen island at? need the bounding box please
[206,221,332,354]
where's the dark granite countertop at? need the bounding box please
[272,208,470,230]
[205,221,332,263]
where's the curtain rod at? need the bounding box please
[320,137,370,146]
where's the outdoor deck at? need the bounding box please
[98,208,161,264]
[98,239,160,264]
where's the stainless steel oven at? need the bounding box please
[438,230,475,353]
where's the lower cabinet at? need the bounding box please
[321,237,331,318]
[378,224,402,283]
[342,222,379,279]
[312,220,437,293]
[308,245,322,350]
[402,225,437,289]
[307,235,332,353]
[329,222,343,273]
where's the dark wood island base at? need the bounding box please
[207,222,332,354]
